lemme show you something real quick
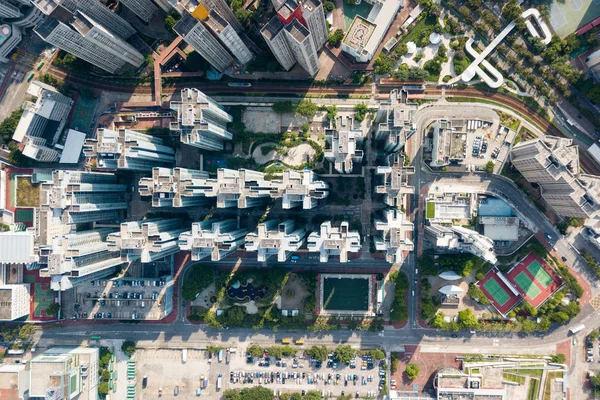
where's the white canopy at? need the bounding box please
[439,271,462,281]
[429,32,441,45]
[439,285,464,295]
[406,42,417,54]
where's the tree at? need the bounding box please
[374,52,395,75]
[369,349,385,360]
[234,8,253,26]
[306,345,329,362]
[325,105,337,121]
[328,29,345,46]
[273,101,296,114]
[485,161,494,173]
[521,319,536,333]
[467,284,490,305]
[46,303,60,316]
[457,309,479,330]
[334,345,355,363]
[303,391,323,400]
[121,340,136,357]
[164,11,181,34]
[98,382,109,396]
[323,0,334,12]
[301,123,310,134]
[590,329,600,342]
[296,100,318,119]
[182,265,214,301]
[550,353,566,364]
[405,363,420,380]
[437,43,447,59]
[354,103,368,122]
[458,6,473,22]
[101,370,111,380]
[247,344,264,357]
[0,109,24,143]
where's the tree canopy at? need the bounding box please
[305,345,329,362]
[334,344,355,364]
[121,340,136,357]
[405,363,420,380]
[223,386,274,400]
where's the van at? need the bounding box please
[116,301,121,307]
[141,301,145,308]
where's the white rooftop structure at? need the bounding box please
[0,284,30,321]
[439,284,463,295]
[374,89,418,152]
[425,224,497,264]
[84,128,176,171]
[480,216,519,241]
[439,271,462,281]
[179,219,248,261]
[307,221,361,263]
[58,129,86,164]
[138,167,211,207]
[324,129,365,174]
[0,231,39,265]
[273,170,329,209]
[374,209,414,264]
[429,32,440,44]
[584,216,600,249]
[107,218,188,263]
[245,219,305,262]
[376,153,415,208]
[341,0,403,62]
[406,41,416,54]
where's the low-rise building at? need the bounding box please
[584,216,600,249]
[83,128,176,171]
[245,219,305,262]
[0,364,29,399]
[307,221,361,262]
[107,218,188,263]
[30,346,99,400]
[479,216,519,242]
[375,153,415,208]
[375,209,414,264]
[425,224,497,264]
[324,129,365,174]
[179,219,248,261]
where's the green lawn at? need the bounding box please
[527,378,540,400]
[426,202,435,219]
[503,373,526,385]
[399,15,438,46]
[505,368,544,378]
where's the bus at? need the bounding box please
[182,349,187,363]
[217,374,222,391]
[569,324,585,335]
[227,82,252,87]
[36,61,44,70]
[295,339,304,345]
[26,72,34,82]
[281,338,292,344]
[91,335,101,341]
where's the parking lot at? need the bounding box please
[70,277,172,321]
[229,349,384,398]
[132,346,385,399]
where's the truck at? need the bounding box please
[217,374,222,391]
[91,335,101,341]
[7,350,25,355]
[569,324,585,335]
[225,350,230,364]
[182,349,187,363]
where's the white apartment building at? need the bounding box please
[245,219,306,262]
[12,80,74,162]
[324,129,365,174]
[307,221,361,263]
[41,228,124,291]
[201,0,244,32]
[204,9,253,64]
[179,219,248,261]
[375,209,414,264]
[424,224,497,264]
[0,284,30,321]
[83,128,176,171]
[511,136,600,218]
[215,168,274,208]
[283,19,319,76]
[38,170,127,245]
[30,346,99,400]
[375,153,415,208]
[0,0,21,18]
[374,89,417,152]
[170,88,234,151]
[107,218,188,263]
[273,169,329,209]
[0,24,22,63]
[138,167,211,207]
[261,17,295,70]
[120,0,157,22]
[301,0,327,49]
[174,11,234,72]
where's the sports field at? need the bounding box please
[483,277,511,306]
[549,0,600,37]
[527,260,554,288]
[514,272,542,300]
[33,283,54,317]
[322,277,369,311]
[69,96,98,133]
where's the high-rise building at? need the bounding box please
[0,0,21,18]
[272,169,329,209]
[174,11,234,72]
[214,168,274,208]
[138,167,211,207]
[11,80,74,163]
[300,0,326,49]
[30,346,99,400]
[32,0,136,39]
[0,24,22,63]
[83,128,176,171]
[179,219,248,261]
[260,0,324,76]
[375,209,414,264]
[510,136,600,218]
[307,221,361,263]
[170,88,233,151]
[119,0,157,22]
[34,12,144,74]
[375,153,415,208]
[107,218,188,263]
[204,9,253,64]
[41,228,124,291]
[424,224,497,264]
[0,285,30,321]
[324,129,365,174]
[201,0,243,32]
[245,219,306,262]
[375,89,417,152]
[38,171,127,245]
